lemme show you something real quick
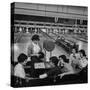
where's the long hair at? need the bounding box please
[79,49,86,57]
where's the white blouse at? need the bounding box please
[69,53,79,65]
[14,63,25,79]
[79,57,88,68]
[32,42,41,54]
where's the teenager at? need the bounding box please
[27,34,42,57]
[39,56,60,79]
[78,49,88,69]
[14,53,28,79]
[58,55,75,79]
[69,47,79,67]
[77,49,88,82]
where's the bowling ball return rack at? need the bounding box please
[55,36,79,54]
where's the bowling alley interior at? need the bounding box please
[11,2,88,87]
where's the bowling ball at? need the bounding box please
[43,40,55,52]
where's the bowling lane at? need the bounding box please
[51,32,88,55]
[13,33,68,62]
[45,32,88,56]
[62,34,88,55]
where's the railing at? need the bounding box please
[14,20,87,28]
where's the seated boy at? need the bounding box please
[39,56,60,79]
[58,55,75,79]
[14,53,28,84]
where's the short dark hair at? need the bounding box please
[79,49,86,57]
[31,34,40,41]
[72,47,78,53]
[59,55,69,63]
[72,43,78,53]
[18,53,27,63]
[49,56,59,66]
[38,52,44,59]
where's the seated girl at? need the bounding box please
[58,55,75,79]
[78,49,88,69]
[69,47,79,65]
